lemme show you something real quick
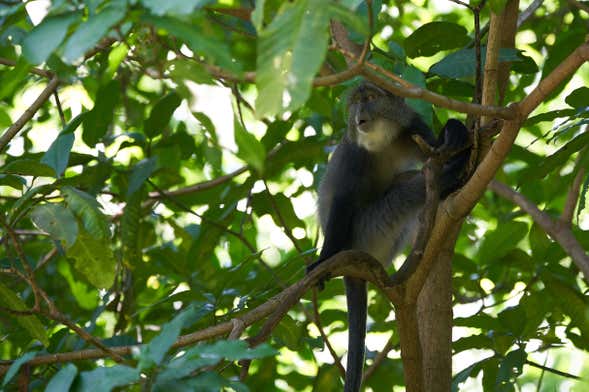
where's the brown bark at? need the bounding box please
[417,227,459,392]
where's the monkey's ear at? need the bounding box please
[440,119,469,150]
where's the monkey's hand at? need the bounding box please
[438,119,473,197]
[438,119,471,154]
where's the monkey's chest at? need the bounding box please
[368,148,421,195]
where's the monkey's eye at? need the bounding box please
[366,93,377,101]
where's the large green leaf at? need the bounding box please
[66,229,116,289]
[404,22,469,58]
[62,186,110,239]
[2,159,55,177]
[74,365,140,392]
[255,0,330,117]
[41,133,75,177]
[234,118,266,173]
[429,47,522,79]
[62,2,126,63]
[0,283,48,346]
[46,364,78,392]
[30,203,78,248]
[22,12,80,64]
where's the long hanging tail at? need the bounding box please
[344,277,367,392]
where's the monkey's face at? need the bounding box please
[348,84,404,152]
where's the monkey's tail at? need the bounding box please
[344,277,367,392]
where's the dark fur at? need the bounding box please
[308,82,470,392]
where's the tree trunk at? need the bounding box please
[416,227,459,391]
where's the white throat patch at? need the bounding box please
[357,120,399,152]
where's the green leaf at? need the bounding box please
[168,59,214,85]
[251,192,305,229]
[62,186,110,240]
[22,12,80,64]
[66,229,116,289]
[140,0,212,16]
[41,133,75,177]
[30,203,78,248]
[105,43,129,80]
[478,221,528,263]
[82,80,120,146]
[57,258,99,310]
[62,3,126,63]
[0,58,31,100]
[404,22,469,58]
[2,351,37,387]
[194,340,277,360]
[0,174,26,190]
[46,364,78,392]
[0,106,12,128]
[139,304,213,368]
[62,112,87,134]
[255,0,330,116]
[234,118,266,173]
[565,87,589,108]
[144,92,182,138]
[75,365,140,392]
[0,283,48,347]
[2,159,55,177]
[128,157,157,197]
[429,47,521,79]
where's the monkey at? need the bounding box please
[307,81,471,392]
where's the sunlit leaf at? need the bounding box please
[256,0,330,116]
[66,229,116,289]
[22,12,80,64]
[30,203,78,248]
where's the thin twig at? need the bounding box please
[489,180,589,281]
[0,76,59,152]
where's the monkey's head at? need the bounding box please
[347,82,414,152]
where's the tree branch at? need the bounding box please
[489,179,589,281]
[0,76,59,152]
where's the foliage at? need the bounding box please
[0,0,588,391]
